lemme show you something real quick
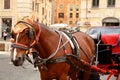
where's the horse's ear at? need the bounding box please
[17,14,22,22]
[28,13,35,21]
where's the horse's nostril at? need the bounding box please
[18,57,22,60]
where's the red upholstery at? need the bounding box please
[101,34,120,54]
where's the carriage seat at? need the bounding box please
[101,34,120,54]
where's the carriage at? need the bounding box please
[10,14,120,80]
[86,27,120,80]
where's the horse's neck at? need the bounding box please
[35,26,59,58]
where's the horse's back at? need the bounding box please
[72,31,95,62]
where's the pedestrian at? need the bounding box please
[3,30,7,40]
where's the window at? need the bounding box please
[42,7,44,15]
[76,13,79,18]
[70,5,73,11]
[69,21,73,25]
[59,20,63,23]
[36,4,39,12]
[59,13,64,18]
[76,5,79,11]
[70,13,73,18]
[92,0,99,7]
[59,4,64,9]
[4,0,10,9]
[32,1,34,11]
[107,0,115,7]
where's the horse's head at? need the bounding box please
[10,15,40,66]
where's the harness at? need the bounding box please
[29,31,80,69]
[11,20,94,72]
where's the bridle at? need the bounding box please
[11,20,41,50]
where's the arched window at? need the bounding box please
[59,4,64,9]
[102,17,119,26]
[76,5,79,11]
[69,5,73,11]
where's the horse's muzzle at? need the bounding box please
[12,57,24,66]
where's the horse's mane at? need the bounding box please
[13,23,28,33]
[39,23,53,31]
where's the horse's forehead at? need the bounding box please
[13,24,28,33]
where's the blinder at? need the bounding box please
[28,28,34,39]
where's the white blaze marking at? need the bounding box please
[13,33,20,60]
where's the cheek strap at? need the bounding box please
[25,50,34,64]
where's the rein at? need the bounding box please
[46,31,63,60]
[22,30,72,70]
[32,31,70,66]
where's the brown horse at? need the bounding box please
[10,15,96,80]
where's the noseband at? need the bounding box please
[11,20,41,50]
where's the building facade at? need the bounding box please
[33,0,53,26]
[81,0,120,28]
[53,0,81,27]
[0,0,53,38]
[0,0,33,38]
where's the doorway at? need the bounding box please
[2,18,12,38]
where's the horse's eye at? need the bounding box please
[25,31,29,36]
